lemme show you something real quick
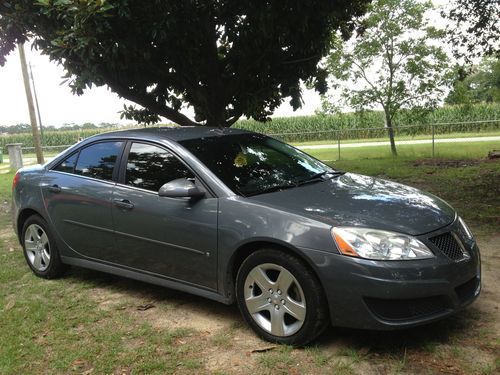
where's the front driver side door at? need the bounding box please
[106,141,218,290]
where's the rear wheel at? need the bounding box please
[236,248,328,345]
[22,215,67,279]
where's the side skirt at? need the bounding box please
[61,256,232,305]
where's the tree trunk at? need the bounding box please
[385,112,397,157]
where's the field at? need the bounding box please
[1,103,499,151]
[303,140,500,163]
[0,149,499,374]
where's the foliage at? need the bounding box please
[0,122,118,134]
[442,0,500,61]
[324,0,452,155]
[0,0,370,127]
[446,58,500,106]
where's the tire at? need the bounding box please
[236,248,328,345]
[21,214,67,279]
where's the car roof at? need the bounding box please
[91,126,254,143]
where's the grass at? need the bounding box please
[304,140,499,161]
[0,172,15,204]
[0,247,204,374]
[0,142,499,373]
[292,129,500,146]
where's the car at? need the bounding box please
[12,127,481,345]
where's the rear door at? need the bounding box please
[107,141,218,290]
[42,141,124,259]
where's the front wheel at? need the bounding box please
[236,249,328,345]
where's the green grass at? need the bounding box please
[305,140,499,162]
[0,171,15,202]
[0,140,499,373]
[292,130,500,146]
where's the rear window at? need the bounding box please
[74,142,123,181]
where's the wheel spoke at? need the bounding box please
[246,295,270,314]
[276,269,295,293]
[33,251,42,269]
[33,227,42,241]
[248,267,273,291]
[284,297,306,321]
[270,309,285,336]
[41,249,50,265]
[24,240,37,252]
[26,226,36,241]
[40,233,49,247]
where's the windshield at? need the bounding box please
[180,134,334,196]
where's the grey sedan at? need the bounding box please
[12,127,481,345]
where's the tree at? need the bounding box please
[446,58,500,105]
[442,0,500,61]
[324,0,451,156]
[0,0,370,128]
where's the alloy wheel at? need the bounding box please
[24,224,51,272]
[243,263,306,337]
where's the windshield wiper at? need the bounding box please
[245,183,298,197]
[297,171,345,186]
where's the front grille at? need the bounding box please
[429,233,467,261]
[455,277,479,304]
[364,295,449,321]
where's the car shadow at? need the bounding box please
[63,264,243,320]
[62,265,479,353]
[316,308,480,354]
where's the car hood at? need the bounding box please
[248,173,456,236]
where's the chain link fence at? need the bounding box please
[270,119,500,160]
[7,119,500,166]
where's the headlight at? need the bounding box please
[331,227,434,260]
[458,217,474,241]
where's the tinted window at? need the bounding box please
[180,134,332,196]
[53,152,78,174]
[126,143,193,191]
[75,142,123,181]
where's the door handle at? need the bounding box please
[113,198,134,210]
[48,184,62,193]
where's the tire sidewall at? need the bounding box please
[236,248,327,345]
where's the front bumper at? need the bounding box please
[300,221,481,330]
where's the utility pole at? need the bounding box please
[18,42,44,164]
[29,62,44,144]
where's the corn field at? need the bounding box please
[1,103,500,151]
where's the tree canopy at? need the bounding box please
[324,0,451,156]
[442,0,500,61]
[0,0,369,127]
[446,58,500,106]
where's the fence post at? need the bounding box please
[6,143,23,170]
[431,124,435,158]
[337,131,341,161]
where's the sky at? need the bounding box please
[0,46,322,127]
[0,1,448,128]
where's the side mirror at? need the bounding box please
[158,178,205,199]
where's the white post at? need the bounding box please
[6,143,23,170]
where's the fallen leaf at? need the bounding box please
[251,346,277,353]
[5,300,15,310]
[136,303,155,311]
